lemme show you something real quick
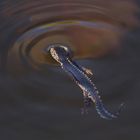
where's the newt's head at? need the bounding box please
[47,44,72,64]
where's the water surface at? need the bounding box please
[0,0,140,139]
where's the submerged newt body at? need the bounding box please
[47,44,123,120]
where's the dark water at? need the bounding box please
[0,0,140,139]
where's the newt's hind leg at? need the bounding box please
[81,92,93,114]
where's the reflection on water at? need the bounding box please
[7,20,122,73]
[0,0,138,74]
[0,0,140,139]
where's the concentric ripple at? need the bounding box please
[7,20,123,72]
[0,0,139,129]
[0,0,138,75]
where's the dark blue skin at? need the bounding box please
[47,44,123,120]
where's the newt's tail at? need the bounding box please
[95,99,124,120]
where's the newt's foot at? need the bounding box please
[81,107,88,115]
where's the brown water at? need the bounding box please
[0,0,140,139]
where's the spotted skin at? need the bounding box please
[47,44,123,120]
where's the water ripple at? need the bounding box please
[0,0,138,74]
[0,0,139,111]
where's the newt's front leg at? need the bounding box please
[82,67,93,76]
